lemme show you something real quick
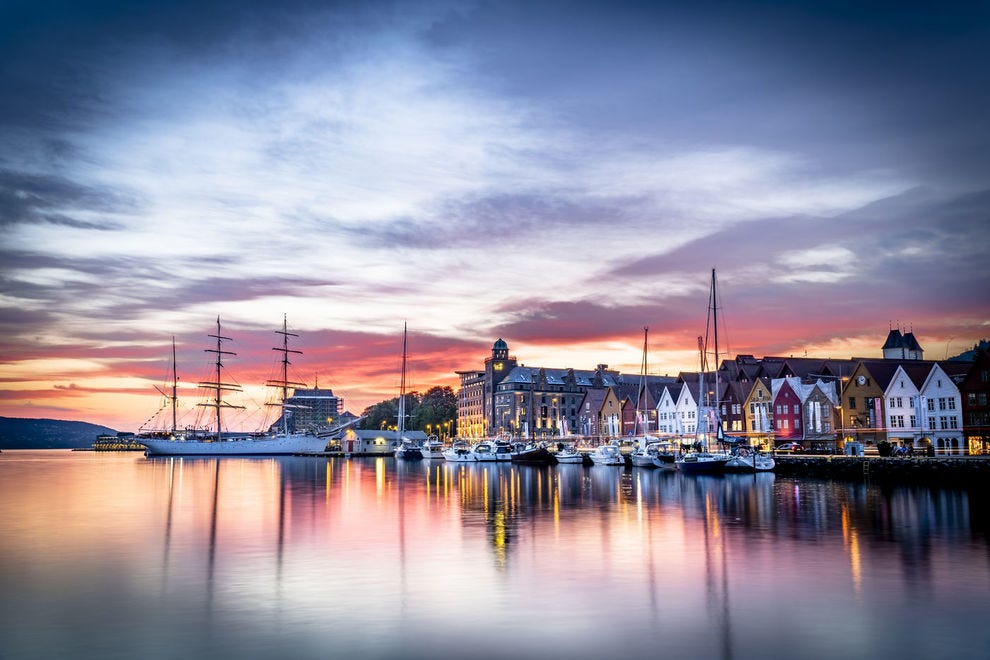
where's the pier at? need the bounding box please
[773,455,990,487]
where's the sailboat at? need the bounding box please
[629,327,666,468]
[676,270,729,474]
[393,323,423,460]
[140,317,337,456]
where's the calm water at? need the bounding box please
[1,451,988,660]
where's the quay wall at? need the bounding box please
[774,456,990,488]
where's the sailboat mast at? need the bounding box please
[711,268,721,438]
[637,326,649,435]
[171,336,178,433]
[270,314,303,435]
[198,316,243,443]
[398,322,407,438]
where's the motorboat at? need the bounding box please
[589,443,624,466]
[493,439,514,462]
[676,452,728,474]
[630,440,663,468]
[553,445,585,464]
[723,448,775,472]
[394,438,423,460]
[443,440,475,462]
[471,441,497,462]
[420,435,445,459]
[511,442,553,464]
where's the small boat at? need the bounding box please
[589,443,624,466]
[630,440,663,468]
[493,439,514,462]
[511,442,553,464]
[442,440,475,462]
[420,435,445,459]
[723,448,775,472]
[394,438,423,460]
[676,452,729,474]
[471,441,497,462]
[553,445,585,464]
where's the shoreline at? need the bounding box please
[773,455,990,487]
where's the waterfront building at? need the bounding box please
[599,386,625,438]
[883,363,932,450]
[720,381,750,435]
[919,362,967,455]
[959,346,990,455]
[673,372,709,438]
[270,386,341,433]
[742,377,774,445]
[771,378,804,442]
[655,382,684,437]
[340,429,428,455]
[576,388,608,437]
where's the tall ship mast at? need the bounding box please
[197,317,245,442]
[266,314,308,435]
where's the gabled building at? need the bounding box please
[920,362,966,455]
[742,377,773,444]
[771,378,804,442]
[959,347,990,455]
[656,383,684,436]
[883,363,931,449]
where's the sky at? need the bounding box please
[1,0,988,432]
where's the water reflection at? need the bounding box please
[0,451,988,660]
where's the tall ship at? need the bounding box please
[140,316,336,456]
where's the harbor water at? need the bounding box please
[1,450,988,659]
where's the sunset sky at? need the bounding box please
[2,1,988,431]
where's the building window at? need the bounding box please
[939,398,946,410]
[910,415,916,427]
[928,399,935,412]
[929,418,936,430]
[940,417,948,430]
[849,397,857,409]
[793,404,800,415]
[795,418,800,429]
[949,417,958,430]
[969,393,978,406]
[948,398,956,410]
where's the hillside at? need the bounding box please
[0,417,118,449]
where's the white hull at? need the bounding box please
[421,449,446,459]
[629,452,657,468]
[553,447,585,464]
[724,454,776,472]
[141,433,327,456]
[589,445,624,466]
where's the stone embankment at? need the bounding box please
[773,455,990,488]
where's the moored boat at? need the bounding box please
[493,439,514,462]
[589,443,624,466]
[723,448,775,472]
[442,440,475,462]
[553,445,585,464]
[471,441,497,461]
[141,317,334,456]
[511,442,553,464]
[676,451,729,473]
[420,436,445,459]
[393,323,423,460]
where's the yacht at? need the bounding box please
[589,443,624,466]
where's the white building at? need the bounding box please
[919,363,965,455]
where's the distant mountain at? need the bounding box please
[0,417,118,449]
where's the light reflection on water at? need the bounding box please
[1,450,988,660]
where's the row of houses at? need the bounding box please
[455,332,990,455]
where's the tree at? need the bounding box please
[359,386,457,436]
